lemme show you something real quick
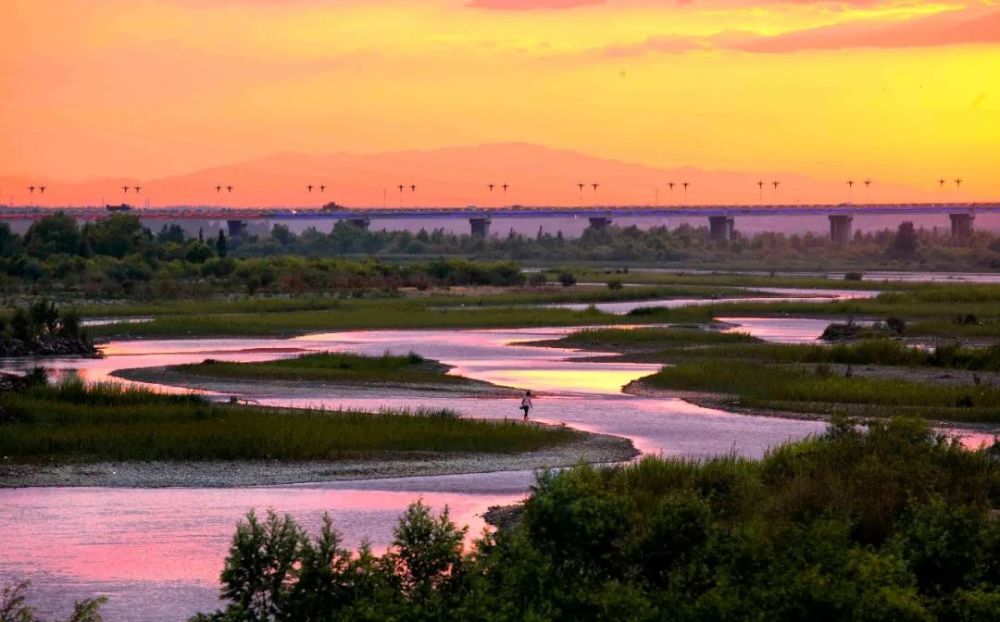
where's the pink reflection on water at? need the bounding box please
[0,319,994,622]
[1,486,512,584]
[719,316,837,344]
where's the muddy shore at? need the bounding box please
[0,424,637,488]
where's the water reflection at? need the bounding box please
[0,309,990,621]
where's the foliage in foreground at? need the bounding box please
[196,418,1000,621]
[0,581,105,622]
[0,379,574,462]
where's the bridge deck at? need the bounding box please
[0,203,997,221]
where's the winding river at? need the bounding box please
[0,290,990,621]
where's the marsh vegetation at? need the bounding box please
[194,418,1000,621]
[0,378,576,463]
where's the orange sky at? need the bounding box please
[1,0,998,204]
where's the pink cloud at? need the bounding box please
[588,7,1000,60]
[733,8,1000,53]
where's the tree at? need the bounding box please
[0,223,20,257]
[216,230,228,258]
[156,224,186,244]
[24,212,81,257]
[9,309,32,342]
[888,221,919,259]
[1,580,105,622]
[558,271,576,287]
[82,214,146,258]
[270,224,293,247]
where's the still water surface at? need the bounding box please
[0,305,988,621]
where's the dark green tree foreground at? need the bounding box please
[195,417,1000,621]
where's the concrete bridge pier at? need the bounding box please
[470,216,491,238]
[588,216,612,230]
[828,215,853,244]
[949,213,975,239]
[708,216,735,242]
[226,219,245,237]
[346,217,371,231]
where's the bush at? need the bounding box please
[196,418,1000,621]
[558,271,577,287]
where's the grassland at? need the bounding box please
[570,268,914,291]
[0,379,576,463]
[171,351,474,386]
[68,277,998,342]
[637,359,1000,423]
[72,283,773,319]
[539,319,1000,424]
[547,326,760,347]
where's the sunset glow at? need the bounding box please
[2,0,998,205]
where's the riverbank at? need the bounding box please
[113,351,520,397]
[113,365,518,397]
[0,424,636,488]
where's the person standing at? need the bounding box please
[520,390,533,421]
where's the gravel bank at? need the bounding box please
[0,426,637,488]
[112,365,520,399]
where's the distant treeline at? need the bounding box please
[3,212,999,297]
[0,213,524,297]
[233,219,1000,268]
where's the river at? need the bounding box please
[0,294,989,621]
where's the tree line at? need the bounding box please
[0,213,525,297]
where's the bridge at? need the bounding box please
[1,202,997,242]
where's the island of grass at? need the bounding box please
[540,326,1000,424]
[0,379,635,487]
[115,351,513,396]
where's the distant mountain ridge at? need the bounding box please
[0,143,941,208]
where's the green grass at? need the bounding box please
[85,299,632,337]
[622,284,1000,323]
[640,359,1000,422]
[72,284,768,319]
[174,351,472,385]
[0,379,576,462]
[550,326,759,347]
[571,268,911,291]
[61,280,1000,341]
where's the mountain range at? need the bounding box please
[0,143,949,209]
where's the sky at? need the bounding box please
[1,0,998,205]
